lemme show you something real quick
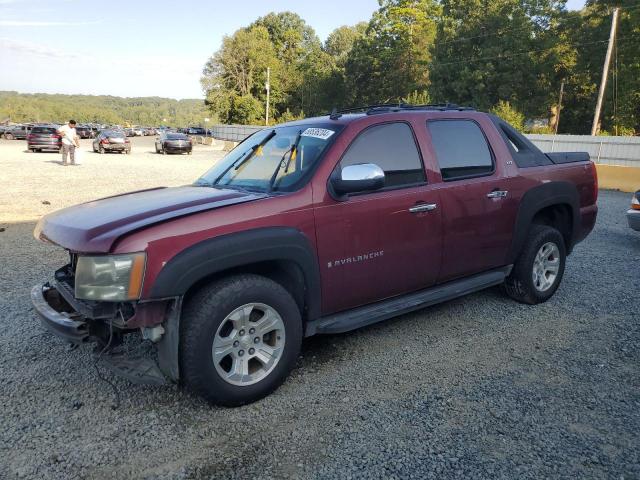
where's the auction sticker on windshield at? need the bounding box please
[301,128,335,140]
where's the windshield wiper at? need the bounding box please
[267,130,302,192]
[213,129,276,185]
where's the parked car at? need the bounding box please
[31,104,598,406]
[155,132,192,155]
[92,130,131,154]
[27,125,62,152]
[133,127,145,136]
[187,127,206,135]
[143,127,156,136]
[627,190,640,231]
[4,124,31,140]
[76,126,94,139]
[124,128,135,137]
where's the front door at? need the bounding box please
[314,121,443,314]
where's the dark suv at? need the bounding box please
[76,126,94,139]
[92,130,131,154]
[32,105,598,406]
[155,132,192,154]
[28,125,62,152]
[4,124,31,140]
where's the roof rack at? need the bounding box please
[328,103,475,119]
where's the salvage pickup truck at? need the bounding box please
[32,104,598,406]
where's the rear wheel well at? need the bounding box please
[531,204,572,251]
[183,261,307,323]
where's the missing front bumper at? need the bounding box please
[31,283,177,385]
[31,284,89,344]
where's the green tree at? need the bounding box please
[345,0,441,106]
[491,100,525,130]
[202,25,278,123]
[429,0,569,118]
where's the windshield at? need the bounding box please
[196,124,341,192]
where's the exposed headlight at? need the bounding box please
[631,193,640,211]
[75,253,146,301]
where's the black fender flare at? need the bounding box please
[508,181,580,263]
[150,227,321,321]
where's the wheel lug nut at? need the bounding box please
[249,348,255,355]
[233,341,239,347]
[254,337,260,344]
[249,328,255,334]
[239,329,245,336]
[238,350,244,356]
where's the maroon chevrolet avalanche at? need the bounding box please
[32,105,598,406]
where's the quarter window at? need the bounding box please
[427,120,494,180]
[340,122,425,189]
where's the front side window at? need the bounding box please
[197,124,342,193]
[340,122,425,189]
[427,120,494,180]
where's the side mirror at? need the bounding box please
[331,163,385,196]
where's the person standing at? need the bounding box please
[57,120,79,166]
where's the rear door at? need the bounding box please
[313,121,443,314]
[425,117,518,282]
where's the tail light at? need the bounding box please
[592,163,598,202]
[100,138,110,144]
[631,194,640,211]
[125,139,130,143]
[27,134,34,140]
[53,134,61,139]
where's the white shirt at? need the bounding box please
[58,124,77,146]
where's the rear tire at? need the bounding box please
[99,146,105,154]
[180,274,302,407]
[5,133,13,140]
[503,224,566,305]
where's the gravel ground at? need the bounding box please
[1,138,639,479]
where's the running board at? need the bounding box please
[306,266,511,336]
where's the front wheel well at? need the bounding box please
[531,203,573,251]
[182,261,307,322]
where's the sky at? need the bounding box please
[0,0,586,100]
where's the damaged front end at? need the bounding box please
[31,254,181,386]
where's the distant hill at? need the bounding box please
[0,91,211,126]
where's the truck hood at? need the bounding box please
[34,186,266,252]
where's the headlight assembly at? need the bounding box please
[75,253,146,301]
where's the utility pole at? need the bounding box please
[265,67,271,126]
[591,7,619,136]
[555,80,565,135]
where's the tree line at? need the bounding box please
[201,0,639,135]
[0,91,209,127]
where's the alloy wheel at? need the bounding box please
[532,242,560,292]
[212,302,286,387]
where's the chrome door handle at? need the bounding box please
[409,203,437,213]
[487,190,508,199]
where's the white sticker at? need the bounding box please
[301,128,335,140]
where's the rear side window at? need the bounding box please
[427,120,494,180]
[340,122,425,188]
[32,127,57,134]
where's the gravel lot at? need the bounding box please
[1,136,639,479]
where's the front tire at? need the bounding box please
[99,146,105,154]
[503,224,566,304]
[180,274,302,406]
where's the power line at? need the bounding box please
[431,38,614,68]
[433,3,640,48]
